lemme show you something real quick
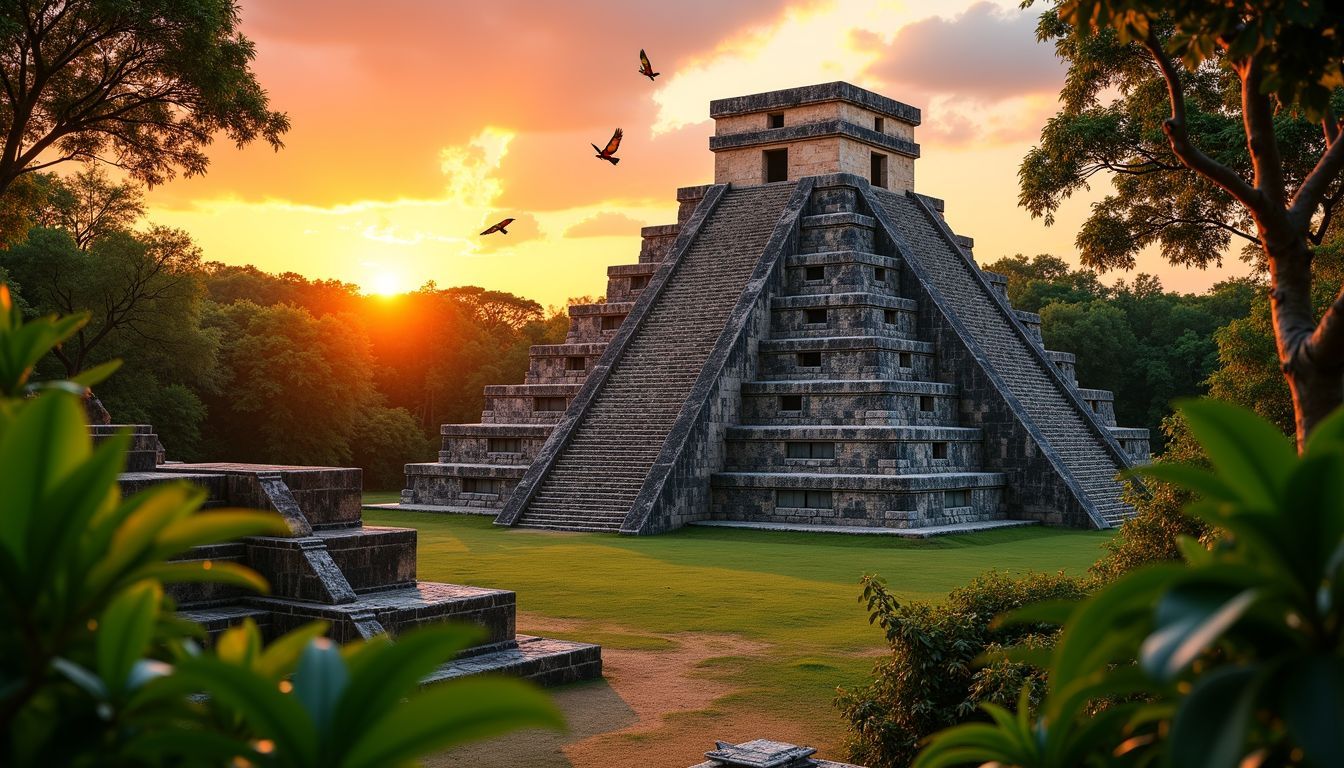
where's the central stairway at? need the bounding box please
[512,184,795,531]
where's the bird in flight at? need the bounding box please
[638,50,659,81]
[480,217,515,236]
[592,128,623,165]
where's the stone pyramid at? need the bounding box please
[400,82,1149,535]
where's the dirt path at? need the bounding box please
[426,614,842,768]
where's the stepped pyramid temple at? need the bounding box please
[400,82,1150,535]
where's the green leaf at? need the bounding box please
[50,657,108,700]
[1132,461,1238,503]
[153,508,289,556]
[1170,665,1263,768]
[334,623,482,754]
[136,560,270,594]
[0,392,89,566]
[1306,405,1344,456]
[68,359,122,390]
[215,619,263,669]
[293,637,348,746]
[1049,564,1183,692]
[343,677,563,768]
[1176,535,1212,565]
[256,622,329,679]
[1141,585,1258,681]
[1176,398,1295,510]
[155,656,317,763]
[1281,655,1344,768]
[97,580,163,695]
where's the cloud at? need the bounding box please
[862,3,1062,101]
[564,211,647,238]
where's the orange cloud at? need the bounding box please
[564,212,648,238]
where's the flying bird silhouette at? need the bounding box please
[480,217,515,236]
[592,128,623,165]
[638,49,659,81]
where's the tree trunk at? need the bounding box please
[1268,234,1344,448]
[1287,364,1343,447]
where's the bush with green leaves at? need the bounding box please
[915,399,1344,768]
[0,284,562,765]
[835,571,1088,768]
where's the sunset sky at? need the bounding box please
[143,0,1255,307]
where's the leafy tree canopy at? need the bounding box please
[0,0,288,196]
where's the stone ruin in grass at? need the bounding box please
[95,424,601,686]
[397,82,1150,536]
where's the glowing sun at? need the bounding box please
[367,272,404,297]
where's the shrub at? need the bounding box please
[836,571,1088,768]
[1091,414,1209,581]
[915,400,1344,768]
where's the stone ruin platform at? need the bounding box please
[100,428,601,687]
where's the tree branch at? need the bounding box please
[1242,56,1286,211]
[1289,119,1344,232]
[1141,31,1265,216]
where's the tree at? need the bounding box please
[1023,0,1344,446]
[203,301,378,466]
[34,164,144,249]
[982,254,1106,313]
[1,224,206,377]
[0,0,288,197]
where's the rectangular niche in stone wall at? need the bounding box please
[764,148,788,183]
[535,396,567,412]
[779,394,803,412]
[464,478,504,495]
[786,441,836,459]
[776,489,833,509]
[488,438,521,454]
[871,151,888,189]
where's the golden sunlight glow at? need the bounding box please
[367,271,404,297]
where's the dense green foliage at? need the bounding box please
[0,293,560,765]
[983,254,1255,449]
[916,400,1344,767]
[0,0,289,207]
[0,167,566,483]
[835,572,1088,768]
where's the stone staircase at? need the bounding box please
[872,190,1134,525]
[514,184,796,531]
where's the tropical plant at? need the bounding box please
[0,284,562,765]
[914,398,1344,767]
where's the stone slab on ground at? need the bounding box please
[423,634,602,688]
[690,518,1037,538]
[363,502,496,516]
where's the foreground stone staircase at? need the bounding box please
[105,453,600,685]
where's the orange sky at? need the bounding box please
[142,0,1255,306]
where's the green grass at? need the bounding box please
[362,507,1111,749]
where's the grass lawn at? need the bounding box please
[363,503,1112,765]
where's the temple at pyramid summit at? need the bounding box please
[398,82,1151,534]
